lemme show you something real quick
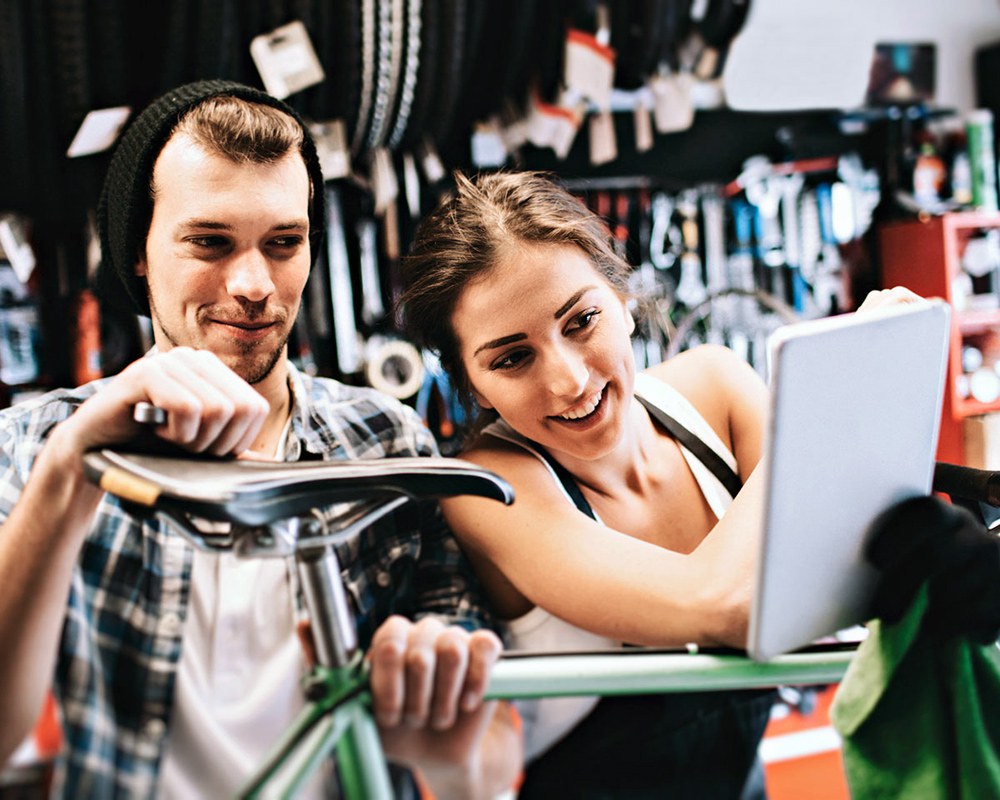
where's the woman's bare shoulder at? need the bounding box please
[642,345,768,451]
[645,344,749,384]
[645,345,761,404]
[458,434,560,481]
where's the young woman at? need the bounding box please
[398,171,931,797]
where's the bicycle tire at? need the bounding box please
[87,0,128,107]
[386,0,423,150]
[532,0,568,105]
[328,0,362,128]
[0,0,32,210]
[612,0,669,90]
[26,1,69,221]
[193,0,241,81]
[49,0,91,144]
[460,0,534,125]
[696,0,750,48]
[655,0,694,72]
[350,0,378,154]
[158,0,194,91]
[425,0,466,147]
[398,0,438,151]
[496,0,539,107]
[666,287,798,360]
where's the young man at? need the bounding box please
[0,81,521,798]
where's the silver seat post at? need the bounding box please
[295,521,393,800]
[297,537,358,669]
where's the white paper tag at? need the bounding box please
[525,96,558,150]
[594,2,612,47]
[356,217,385,321]
[0,215,36,284]
[633,102,654,153]
[66,106,132,158]
[501,115,529,152]
[589,110,617,166]
[651,73,695,134]
[471,117,508,168]
[564,30,616,111]
[370,147,399,217]
[526,90,584,159]
[250,20,325,99]
[402,152,421,218]
[310,119,351,180]
[418,137,447,185]
[498,99,529,152]
[694,45,721,81]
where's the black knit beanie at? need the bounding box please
[95,80,327,316]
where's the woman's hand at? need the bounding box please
[298,614,522,799]
[856,286,929,314]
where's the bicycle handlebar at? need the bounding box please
[933,461,1000,506]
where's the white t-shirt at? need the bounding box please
[159,422,325,798]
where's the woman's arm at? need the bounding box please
[442,346,769,648]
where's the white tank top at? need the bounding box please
[481,373,739,761]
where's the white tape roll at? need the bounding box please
[365,339,424,399]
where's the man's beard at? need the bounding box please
[233,335,288,384]
[148,296,290,385]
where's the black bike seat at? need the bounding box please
[83,450,514,527]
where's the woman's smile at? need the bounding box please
[549,385,608,429]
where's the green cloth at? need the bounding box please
[831,587,1000,799]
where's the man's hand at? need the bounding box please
[368,616,521,798]
[62,347,268,458]
[867,495,1000,643]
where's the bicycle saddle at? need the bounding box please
[83,450,514,527]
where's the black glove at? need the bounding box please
[866,495,1000,644]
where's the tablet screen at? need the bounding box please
[747,301,950,661]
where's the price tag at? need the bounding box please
[370,147,399,217]
[250,20,325,99]
[633,101,654,153]
[66,106,132,158]
[310,120,351,180]
[471,117,508,168]
[588,110,617,166]
[651,73,694,134]
[418,137,446,185]
[402,152,421,218]
[564,30,616,111]
[526,90,584,159]
[0,215,36,284]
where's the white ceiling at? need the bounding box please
[724,0,1000,112]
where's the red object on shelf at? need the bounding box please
[34,691,61,758]
[762,685,851,800]
[72,288,102,386]
[879,211,1000,465]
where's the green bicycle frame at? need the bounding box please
[241,644,856,799]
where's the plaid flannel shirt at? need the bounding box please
[0,362,490,797]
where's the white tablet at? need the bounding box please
[747,300,951,661]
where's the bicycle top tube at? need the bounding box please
[82,450,514,555]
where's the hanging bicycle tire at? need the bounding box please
[0,0,32,211]
[666,287,800,375]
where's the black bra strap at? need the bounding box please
[499,393,742,519]
[533,445,599,520]
[636,395,743,498]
